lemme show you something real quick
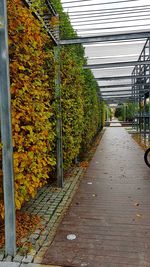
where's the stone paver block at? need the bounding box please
[21,264,61,267]
[36,248,47,258]
[13,255,24,262]
[22,254,34,263]
[0,263,20,267]
[0,251,5,261]
[28,250,36,257]
[33,256,43,264]
[40,221,47,226]
[42,241,51,247]
[29,234,39,242]
[0,156,84,265]
[40,230,49,237]
[32,244,40,253]
[3,255,13,262]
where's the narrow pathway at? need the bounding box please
[42,127,150,267]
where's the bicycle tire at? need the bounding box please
[144,148,150,168]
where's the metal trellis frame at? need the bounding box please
[0,0,16,257]
[84,60,150,69]
[60,32,150,45]
[100,84,149,88]
[1,0,150,258]
[23,0,59,44]
[70,10,150,22]
[95,75,150,80]
[54,15,63,187]
[69,6,150,20]
[131,38,150,137]
[0,0,63,258]
[22,1,63,184]
[23,1,63,185]
[62,0,139,7]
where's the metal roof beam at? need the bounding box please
[101,94,145,97]
[101,92,140,95]
[100,89,134,93]
[102,96,136,98]
[105,97,134,100]
[106,100,134,103]
[99,84,150,89]
[100,89,149,93]
[70,9,150,21]
[71,14,150,26]
[84,60,150,69]
[62,0,139,8]
[66,4,150,14]
[60,31,150,45]
[96,75,150,81]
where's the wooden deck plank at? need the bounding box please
[42,127,150,267]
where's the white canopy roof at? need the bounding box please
[61,0,150,103]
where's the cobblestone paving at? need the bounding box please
[0,167,84,265]
[0,263,61,266]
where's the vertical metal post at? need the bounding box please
[106,107,108,121]
[149,90,150,141]
[148,39,150,141]
[143,48,146,138]
[54,15,63,187]
[123,104,126,122]
[143,95,146,139]
[131,69,135,129]
[0,0,16,256]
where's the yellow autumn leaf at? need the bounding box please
[15,198,21,210]
[19,65,25,70]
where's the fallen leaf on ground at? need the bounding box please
[136,213,142,218]
[0,211,41,250]
[80,161,89,168]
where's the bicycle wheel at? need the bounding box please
[144,148,150,168]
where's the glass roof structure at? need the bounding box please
[60,0,150,104]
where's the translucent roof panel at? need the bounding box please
[61,0,150,103]
[92,67,134,79]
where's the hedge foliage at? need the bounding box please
[115,103,139,121]
[0,0,102,219]
[0,0,56,217]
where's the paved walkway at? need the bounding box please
[110,119,121,127]
[42,127,150,267]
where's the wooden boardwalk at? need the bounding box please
[42,127,150,267]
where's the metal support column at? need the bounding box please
[148,39,150,141]
[143,95,146,139]
[54,15,63,187]
[0,0,16,256]
[143,48,146,138]
[149,90,150,140]
[123,104,126,122]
